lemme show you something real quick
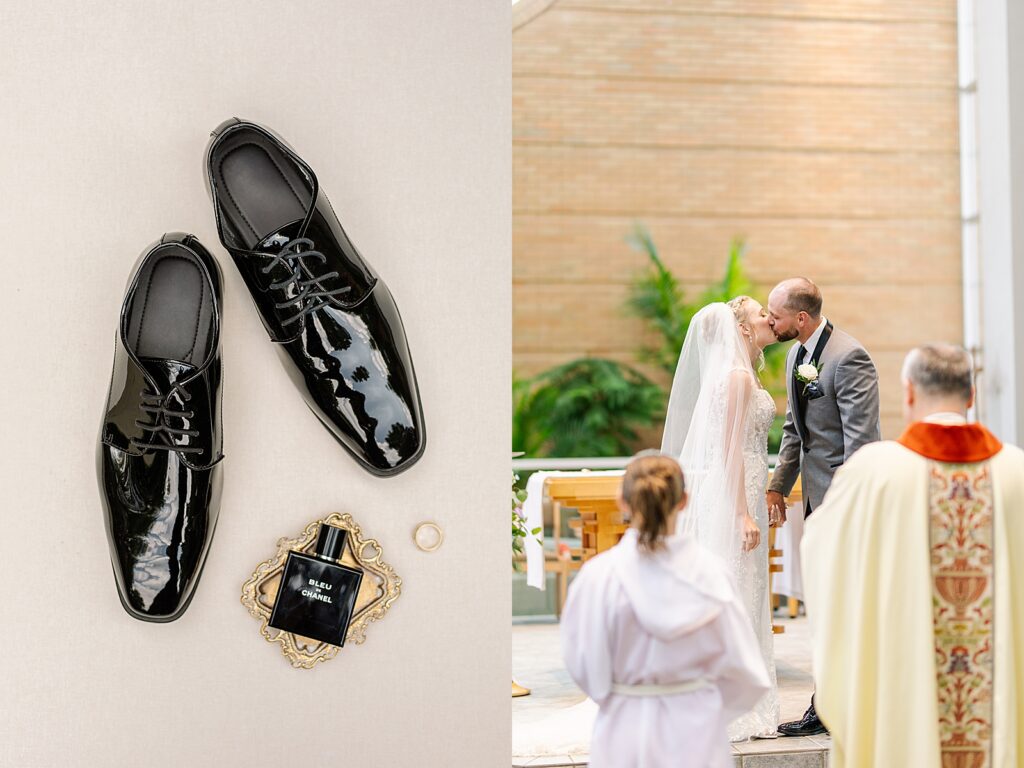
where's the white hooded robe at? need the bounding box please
[561,528,771,768]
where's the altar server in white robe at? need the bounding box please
[803,344,1024,768]
[561,451,771,768]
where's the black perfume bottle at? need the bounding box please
[268,524,364,647]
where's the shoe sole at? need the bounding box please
[777,727,829,737]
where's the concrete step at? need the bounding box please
[513,735,830,767]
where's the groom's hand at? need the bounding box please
[767,490,787,527]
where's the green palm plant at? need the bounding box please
[621,225,692,377]
[625,223,790,451]
[626,225,757,376]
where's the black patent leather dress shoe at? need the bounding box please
[777,700,829,737]
[97,233,224,622]
[204,118,425,476]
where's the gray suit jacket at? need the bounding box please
[768,326,881,512]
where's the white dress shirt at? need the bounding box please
[799,315,829,361]
[922,411,968,425]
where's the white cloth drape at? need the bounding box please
[772,500,804,601]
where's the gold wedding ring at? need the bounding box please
[414,521,444,552]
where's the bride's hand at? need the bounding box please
[741,514,760,552]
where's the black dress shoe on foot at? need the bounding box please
[97,233,224,622]
[204,117,425,476]
[777,702,829,737]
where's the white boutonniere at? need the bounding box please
[796,363,819,383]
[795,361,824,398]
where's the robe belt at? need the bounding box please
[610,678,711,697]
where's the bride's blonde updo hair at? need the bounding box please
[727,295,765,371]
[621,451,687,551]
[728,295,755,328]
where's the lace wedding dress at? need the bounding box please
[725,386,780,741]
[661,303,781,742]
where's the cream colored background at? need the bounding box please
[0,3,510,766]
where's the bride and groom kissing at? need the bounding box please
[661,276,881,740]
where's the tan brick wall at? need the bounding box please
[513,0,962,442]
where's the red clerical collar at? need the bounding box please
[897,421,1003,463]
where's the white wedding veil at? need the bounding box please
[660,302,756,565]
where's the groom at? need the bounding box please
[764,277,881,737]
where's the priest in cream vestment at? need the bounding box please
[802,344,1024,768]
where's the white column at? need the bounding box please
[958,0,981,422]
[972,0,1024,442]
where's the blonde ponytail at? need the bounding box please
[621,452,686,551]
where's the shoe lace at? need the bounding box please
[262,237,351,326]
[130,381,202,454]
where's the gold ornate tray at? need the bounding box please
[241,512,402,668]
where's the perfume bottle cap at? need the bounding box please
[315,524,348,562]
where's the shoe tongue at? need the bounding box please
[254,218,306,254]
[139,357,198,388]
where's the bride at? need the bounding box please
[661,298,781,741]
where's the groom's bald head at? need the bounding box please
[772,277,822,319]
[766,277,823,343]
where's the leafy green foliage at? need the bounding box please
[512,471,540,561]
[512,358,664,458]
[513,373,547,457]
